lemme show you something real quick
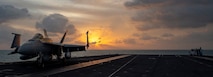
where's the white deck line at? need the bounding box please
[17,55,130,77]
[108,56,137,77]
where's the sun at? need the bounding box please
[79,30,102,45]
[78,29,115,49]
[89,35,101,45]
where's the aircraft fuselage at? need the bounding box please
[10,30,88,66]
[17,35,55,60]
[18,40,44,55]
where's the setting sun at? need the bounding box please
[87,30,102,45]
[77,29,117,50]
[90,36,101,44]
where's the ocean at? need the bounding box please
[0,50,213,62]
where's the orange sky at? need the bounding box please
[0,0,213,50]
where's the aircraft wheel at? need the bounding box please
[37,52,45,68]
[36,57,45,68]
[60,57,67,65]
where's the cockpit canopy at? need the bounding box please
[33,33,44,39]
[29,33,53,43]
[29,33,43,41]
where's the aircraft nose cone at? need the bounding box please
[17,43,35,55]
[17,45,28,55]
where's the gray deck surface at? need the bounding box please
[0,55,213,77]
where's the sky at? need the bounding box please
[0,0,213,50]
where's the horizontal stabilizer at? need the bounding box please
[11,33,21,48]
[8,52,17,55]
[8,47,19,55]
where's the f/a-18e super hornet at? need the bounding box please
[9,29,89,67]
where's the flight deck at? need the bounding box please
[0,55,213,77]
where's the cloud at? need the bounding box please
[158,30,213,49]
[140,34,159,40]
[125,0,213,8]
[0,5,30,23]
[125,0,213,31]
[161,33,174,37]
[98,44,123,50]
[123,38,137,44]
[0,24,33,49]
[36,13,77,34]
[186,30,213,43]
[0,25,17,44]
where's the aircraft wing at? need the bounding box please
[63,44,86,52]
[41,30,88,52]
[43,42,86,52]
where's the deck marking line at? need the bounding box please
[108,56,137,77]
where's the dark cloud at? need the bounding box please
[66,24,77,35]
[36,13,77,34]
[113,40,123,44]
[125,0,213,8]
[0,25,33,49]
[125,0,165,8]
[98,44,122,50]
[0,25,17,44]
[140,34,159,40]
[133,33,174,40]
[161,33,174,37]
[0,5,30,23]
[158,30,213,49]
[113,38,137,45]
[125,0,213,31]
[123,38,136,44]
[186,31,213,43]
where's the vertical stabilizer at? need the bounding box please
[86,31,89,49]
[43,29,48,38]
[60,30,68,43]
[11,33,21,48]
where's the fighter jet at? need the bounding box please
[9,29,89,67]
